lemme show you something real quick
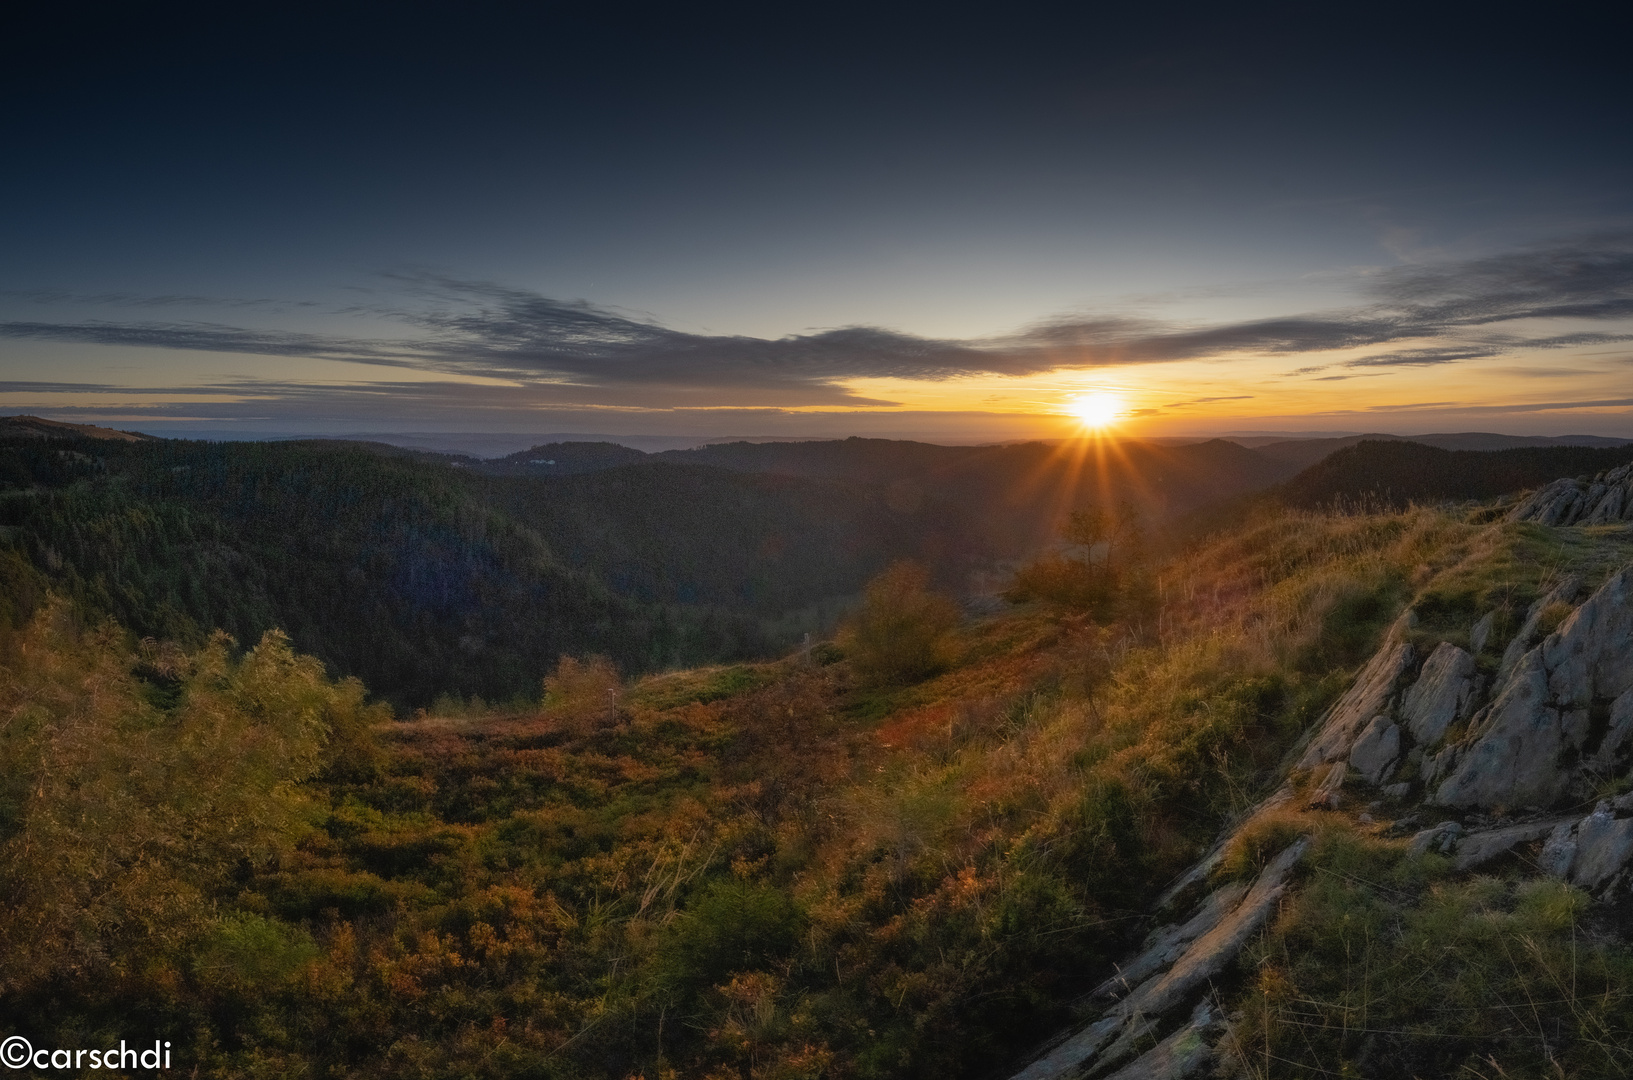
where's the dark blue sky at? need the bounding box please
[3,2,1631,441]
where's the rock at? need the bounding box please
[1092,882,1250,1001]
[1009,1016,1126,1080]
[1498,576,1580,684]
[1348,716,1402,785]
[1306,762,1346,809]
[1590,690,1633,771]
[1117,840,1309,1023]
[1470,611,1496,656]
[1298,642,1414,769]
[1152,784,1292,914]
[1007,844,1309,1080]
[1570,804,1633,892]
[1584,483,1627,525]
[1434,651,1571,808]
[1538,820,1578,879]
[1408,821,1464,856]
[1509,468,1633,527]
[1508,477,1584,526]
[1452,819,1570,871]
[1400,642,1477,746]
[1542,566,1633,706]
[1382,782,1411,800]
[1102,1000,1220,1080]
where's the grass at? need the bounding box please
[8,499,1633,1079]
[1224,826,1633,1079]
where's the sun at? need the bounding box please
[1068,391,1127,430]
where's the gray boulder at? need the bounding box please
[1571,804,1633,892]
[1508,477,1584,526]
[1452,819,1570,871]
[1538,820,1578,878]
[1590,689,1633,771]
[1470,611,1496,656]
[1434,651,1569,808]
[1400,641,1476,746]
[1498,576,1579,684]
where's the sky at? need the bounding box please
[3,1,1632,445]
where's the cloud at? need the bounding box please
[1341,346,1501,368]
[4,234,1633,406]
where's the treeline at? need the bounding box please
[0,437,782,706]
[0,434,1075,707]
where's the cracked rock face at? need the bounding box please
[1348,715,1401,785]
[1435,567,1633,810]
[1298,642,1414,769]
[1399,641,1476,746]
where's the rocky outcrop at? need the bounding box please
[1348,715,1402,785]
[1450,818,1570,871]
[1297,642,1414,769]
[1101,1001,1221,1080]
[1436,566,1633,809]
[1399,641,1477,744]
[1525,801,1633,894]
[1010,551,1633,1079]
[1507,463,1633,525]
[1009,840,1308,1080]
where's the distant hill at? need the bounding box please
[1235,431,1630,471]
[1276,439,1633,508]
[479,441,650,476]
[655,436,1300,548]
[0,414,154,442]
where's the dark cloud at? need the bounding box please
[1341,346,1501,368]
[5,236,1633,404]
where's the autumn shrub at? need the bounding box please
[0,597,387,996]
[541,652,621,733]
[843,560,960,686]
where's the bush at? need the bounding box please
[541,653,621,733]
[843,561,960,686]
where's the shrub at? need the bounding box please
[541,653,621,733]
[842,561,960,686]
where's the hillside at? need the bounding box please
[0,430,1307,707]
[9,448,1633,1077]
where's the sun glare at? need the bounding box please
[1068,391,1126,430]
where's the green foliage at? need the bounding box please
[1228,828,1633,1078]
[843,560,960,686]
[6,499,1618,1080]
[540,653,621,733]
[0,597,384,996]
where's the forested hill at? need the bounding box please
[1276,439,1633,508]
[0,431,1315,709]
[652,436,1297,552]
[0,436,675,707]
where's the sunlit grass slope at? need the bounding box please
[4,501,1631,1078]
